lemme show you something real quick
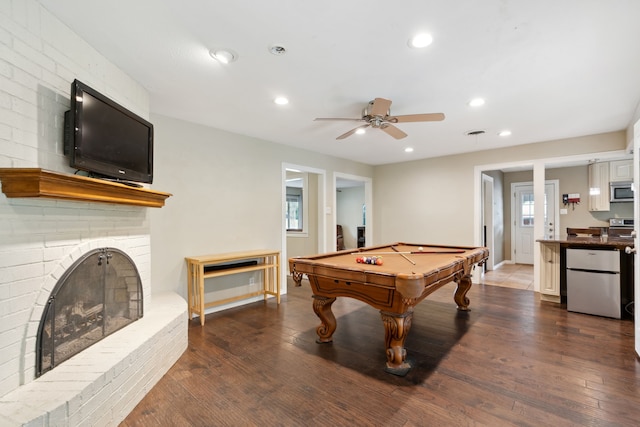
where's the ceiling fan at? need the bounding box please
[314,98,445,140]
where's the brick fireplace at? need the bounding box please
[0,197,187,426]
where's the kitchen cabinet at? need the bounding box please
[588,162,610,211]
[609,159,633,182]
[539,242,560,303]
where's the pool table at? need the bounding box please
[289,242,489,375]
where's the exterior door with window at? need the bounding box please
[514,182,557,264]
[515,185,535,264]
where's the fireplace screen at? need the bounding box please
[36,248,143,376]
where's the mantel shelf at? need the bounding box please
[0,168,172,208]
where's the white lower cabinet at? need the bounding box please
[539,242,560,302]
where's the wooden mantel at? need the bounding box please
[0,168,172,208]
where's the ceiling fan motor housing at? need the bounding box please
[364,100,390,118]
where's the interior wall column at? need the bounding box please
[533,160,545,293]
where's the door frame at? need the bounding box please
[282,162,326,293]
[633,118,639,357]
[481,174,495,270]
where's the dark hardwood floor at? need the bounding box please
[121,273,639,426]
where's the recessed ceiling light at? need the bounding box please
[269,45,287,56]
[210,49,237,64]
[408,33,433,48]
[468,98,485,107]
[355,128,366,135]
[274,97,289,105]
[498,130,512,137]
[404,147,414,153]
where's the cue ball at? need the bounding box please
[418,247,424,251]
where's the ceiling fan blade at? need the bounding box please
[370,98,392,117]
[389,113,445,123]
[380,123,407,139]
[315,117,365,122]
[336,124,370,140]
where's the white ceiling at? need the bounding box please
[37,1,640,166]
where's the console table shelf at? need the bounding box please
[0,168,172,207]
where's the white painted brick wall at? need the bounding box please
[0,1,186,425]
[0,292,188,427]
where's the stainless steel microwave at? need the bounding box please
[610,181,634,202]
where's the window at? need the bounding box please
[286,191,302,231]
[286,170,307,234]
[520,192,534,226]
[520,191,549,227]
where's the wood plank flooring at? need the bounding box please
[121,267,639,426]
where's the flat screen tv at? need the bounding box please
[64,79,153,184]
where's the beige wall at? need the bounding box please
[149,114,374,301]
[150,113,627,304]
[372,131,627,251]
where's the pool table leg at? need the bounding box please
[454,274,472,311]
[380,309,413,376]
[312,295,337,343]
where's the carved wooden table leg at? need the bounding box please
[380,309,414,376]
[312,295,337,343]
[454,273,472,311]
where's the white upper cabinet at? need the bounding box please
[609,159,633,182]
[588,162,610,211]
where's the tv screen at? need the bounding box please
[65,79,153,184]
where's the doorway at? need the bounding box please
[334,173,373,251]
[282,163,326,292]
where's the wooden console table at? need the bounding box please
[185,250,281,325]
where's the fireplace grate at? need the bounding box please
[36,247,143,377]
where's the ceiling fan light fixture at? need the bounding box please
[210,49,237,64]
[408,33,433,48]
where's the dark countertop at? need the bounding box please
[537,236,634,250]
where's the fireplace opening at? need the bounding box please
[36,247,143,377]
